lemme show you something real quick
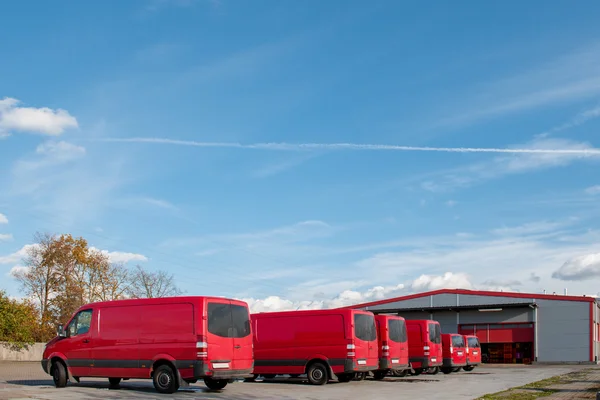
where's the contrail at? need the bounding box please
[96,137,600,156]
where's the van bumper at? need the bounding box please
[443,358,467,368]
[41,359,49,374]
[191,361,254,379]
[410,357,442,368]
[343,359,377,373]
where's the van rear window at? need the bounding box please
[467,337,480,348]
[354,313,376,341]
[428,323,441,344]
[451,335,464,347]
[388,319,407,343]
[208,302,251,338]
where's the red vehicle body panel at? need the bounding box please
[464,335,481,366]
[251,309,379,378]
[42,296,254,384]
[442,333,467,369]
[406,320,442,370]
[374,315,409,372]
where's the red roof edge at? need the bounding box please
[340,288,596,310]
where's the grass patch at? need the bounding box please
[476,369,595,400]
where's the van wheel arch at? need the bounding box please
[304,359,331,385]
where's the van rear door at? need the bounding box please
[206,300,235,371]
[230,302,252,371]
[353,312,377,366]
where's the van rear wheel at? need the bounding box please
[152,364,179,394]
[463,365,475,372]
[204,378,228,390]
[392,369,408,377]
[337,373,353,382]
[108,377,121,386]
[307,362,328,385]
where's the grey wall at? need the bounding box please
[459,308,533,325]
[536,299,590,362]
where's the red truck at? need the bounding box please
[372,315,410,379]
[441,333,467,374]
[463,334,481,371]
[250,309,379,385]
[42,296,253,393]
[405,320,442,375]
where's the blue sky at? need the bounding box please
[2,0,600,311]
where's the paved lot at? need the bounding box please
[0,362,593,400]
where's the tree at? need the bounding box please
[127,265,183,298]
[0,291,38,350]
[13,232,131,340]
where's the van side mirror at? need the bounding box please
[57,325,67,338]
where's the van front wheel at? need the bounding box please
[108,377,121,386]
[204,378,228,390]
[153,364,179,394]
[51,361,67,388]
[307,362,328,385]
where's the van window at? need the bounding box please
[208,302,250,338]
[354,313,376,341]
[428,323,441,344]
[467,337,480,348]
[388,319,407,343]
[451,335,464,347]
[68,309,92,337]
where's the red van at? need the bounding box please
[405,319,442,375]
[372,315,409,379]
[463,335,481,371]
[251,309,378,385]
[41,296,253,393]
[441,333,467,374]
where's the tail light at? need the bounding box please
[196,335,208,360]
[423,345,430,356]
[347,341,356,358]
[382,340,390,357]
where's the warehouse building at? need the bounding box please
[347,289,600,364]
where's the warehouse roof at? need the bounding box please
[344,288,597,309]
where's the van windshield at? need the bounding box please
[388,319,407,343]
[354,313,376,341]
[428,323,441,344]
[468,337,480,348]
[451,335,464,347]
[208,302,251,338]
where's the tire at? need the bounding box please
[441,367,452,374]
[354,372,366,381]
[392,369,408,377]
[337,373,353,382]
[411,368,423,376]
[51,361,68,388]
[306,362,328,385]
[109,377,121,386]
[204,378,228,390]
[428,367,439,375]
[373,371,387,380]
[152,364,179,394]
[463,365,475,372]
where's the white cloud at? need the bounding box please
[0,244,40,265]
[0,213,7,224]
[0,97,78,136]
[420,138,598,192]
[0,234,13,241]
[585,185,600,195]
[89,247,148,264]
[552,253,600,281]
[411,272,472,291]
[8,265,29,277]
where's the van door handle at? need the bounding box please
[234,345,241,349]
[82,339,89,343]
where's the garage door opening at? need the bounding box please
[481,342,533,364]
[459,322,534,364]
